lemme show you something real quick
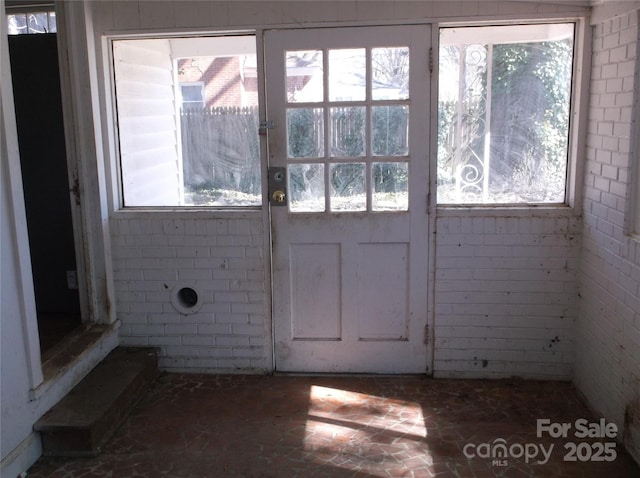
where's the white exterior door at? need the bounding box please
[265,25,431,373]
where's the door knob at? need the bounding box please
[272,190,286,203]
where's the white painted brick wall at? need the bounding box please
[112,214,270,372]
[434,215,581,379]
[91,1,589,33]
[575,6,640,463]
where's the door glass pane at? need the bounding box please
[373,162,408,211]
[286,50,323,102]
[330,163,366,211]
[289,163,325,212]
[372,47,409,100]
[372,106,409,156]
[329,49,366,101]
[330,107,365,157]
[287,108,324,158]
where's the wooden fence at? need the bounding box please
[180,106,260,193]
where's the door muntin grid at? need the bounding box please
[285,47,410,213]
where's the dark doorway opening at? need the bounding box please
[8,33,81,354]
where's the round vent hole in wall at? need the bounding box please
[178,287,198,308]
[170,283,203,314]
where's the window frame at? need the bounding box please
[178,81,205,110]
[107,32,265,210]
[6,5,56,35]
[434,18,590,211]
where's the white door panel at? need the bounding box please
[266,25,431,373]
[289,243,341,340]
[357,242,409,340]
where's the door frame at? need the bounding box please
[2,0,121,394]
[56,0,116,330]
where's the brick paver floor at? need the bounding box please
[28,374,640,477]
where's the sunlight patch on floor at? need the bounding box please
[302,385,431,474]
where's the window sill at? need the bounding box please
[435,204,578,218]
[111,207,263,220]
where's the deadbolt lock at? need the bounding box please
[268,167,288,206]
[272,190,286,203]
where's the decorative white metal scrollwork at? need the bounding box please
[439,43,492,203]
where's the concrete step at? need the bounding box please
[34,347,159,457]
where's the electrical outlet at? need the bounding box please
[66,270,78,289]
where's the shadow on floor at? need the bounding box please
[28,374,640,477]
